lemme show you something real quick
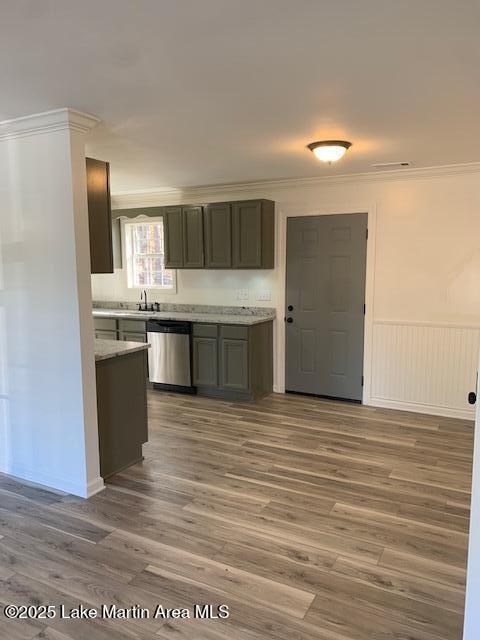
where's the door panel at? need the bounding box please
[182,206,204,268]
[204,204,232,268]
[164,207,184,268]
[232,201,262,268]
[193,337,218,386]
[220,339,249,390]
[286,213,367,401]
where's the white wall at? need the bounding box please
[92,265,277,308]
[105,164,480,419]
[0,109,103,497]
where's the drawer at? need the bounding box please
[118,319,147,333]
[193,323,218,338]
[119,331,147,343]
[94,317,117,331]
[220,325,248,340]
[95,329,118,340]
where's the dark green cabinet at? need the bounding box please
[204,203,232,268]
[232,200,275,268]
[94,317,147,344]
[96,349,148,479]
[192,321,273,400]
[183,206,204,268]
[164,206,184,268]
[120,331,147,343]
[193,337,218,386]
[87,157,113,274]
[220,339,248,390]
[164,206,204,268]
[163,199,274,270]
[95,329,117,340]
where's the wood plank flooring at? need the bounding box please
[0,391,474,640]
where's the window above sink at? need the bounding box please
[123,217,176,291]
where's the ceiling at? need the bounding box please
[1,0,479,193]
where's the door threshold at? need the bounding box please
[285,389,362,404]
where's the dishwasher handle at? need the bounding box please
[146,319,191,334]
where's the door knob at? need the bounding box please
[288,305,293,311]
[468,391,477,405]
[286,317,293,323]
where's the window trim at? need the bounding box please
[121,216,177,293]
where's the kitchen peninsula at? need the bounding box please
[94,339,150,479]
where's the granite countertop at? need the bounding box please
[95,339,150,362]
[93,308,275,326]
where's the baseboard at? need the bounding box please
[368,397,475,421]
[1,465,105,498]
[86,476,106,498]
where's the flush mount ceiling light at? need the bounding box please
[307,140,352,163]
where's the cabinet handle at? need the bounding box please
[468,391,477,405]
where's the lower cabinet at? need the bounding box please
[119,331,147,343]
[192,321,272,400]
[220,339,248,391]
[193,337,218,386]
[95,329,117,340]
[94,318,147,343]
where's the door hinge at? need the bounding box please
[361,376,364,387]
[366,228,369,240]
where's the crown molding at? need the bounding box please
[111,161,480,208]
[0,108,100,141]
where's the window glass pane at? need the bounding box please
[132,222,163,255]
[127,219,173,289]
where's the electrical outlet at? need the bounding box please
[236,289,249,301]
[256,290,272,301]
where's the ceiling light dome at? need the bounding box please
[307,140,352,163]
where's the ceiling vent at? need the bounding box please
[371,161,413,169]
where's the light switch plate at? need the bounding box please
[236,289,249,300]
[256,290,272,301]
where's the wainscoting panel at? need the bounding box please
[370,321,480,419]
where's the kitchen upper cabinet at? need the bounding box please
[232,199,275,269]
[182,206,204,268]
[164,206,184,268]
[163,199,274,270]
[86,157,114,274]
[203,203,232,268]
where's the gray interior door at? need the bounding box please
[285,213,367,401]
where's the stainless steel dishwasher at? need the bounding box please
[146,319,195,393]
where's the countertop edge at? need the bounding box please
[93,309,275,326]
[95,339,150,362]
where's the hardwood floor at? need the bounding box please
[0,391,474,640]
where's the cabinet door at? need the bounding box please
[220,339,248,390]
[87,158,113,274]
[193,337,218,386]
[232,201,263,268]
[164,207,184,267]
[204,203,232,268]
[182,206,204,268]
